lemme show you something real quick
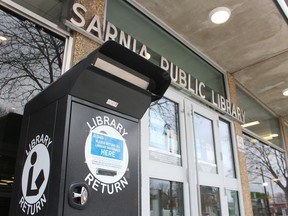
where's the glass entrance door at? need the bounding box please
[188,102,241,216]
[141,89,242,216]
[141,89,190,216]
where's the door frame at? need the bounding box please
[141,88,244,216]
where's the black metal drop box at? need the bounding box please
[9,41,170,216]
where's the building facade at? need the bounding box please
[0,0,287,216]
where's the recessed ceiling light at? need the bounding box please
[209,7,231,24]
[282,88,288,96]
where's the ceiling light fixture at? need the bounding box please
[0,182,8,186]
[209,7,231,24]
[282,88,288,96]
[263,134,279,140]
[270,134,279,138]
[241,121,260,128]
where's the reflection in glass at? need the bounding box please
[0,8,65,116]
[149,98,181,166]
[219,120,235,178]
[227,190,240,216]
[244,134,288,215]
[237,87,283,148]
[150,178,184,216]
[194,113,217,174]
[200,186,221,216]
[11,0,72,28]
[0,7,65,216]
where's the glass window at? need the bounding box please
[0,7,65,115]
[226,190,240,216]
[150,178,184,216]
[0,7,65,216]
[10,0,72,28]
[200,185,221,216]
[244,133,288,215]
[194,113,217,174]
[237,87,283,148]
[149,98,181,166]
[219,120,236,178]
[106,1,226,98]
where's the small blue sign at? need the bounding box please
[91,132,123,160]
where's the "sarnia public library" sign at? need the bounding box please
[65,3,245,123]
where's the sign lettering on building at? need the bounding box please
[65,3,245,123]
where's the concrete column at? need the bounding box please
[71,0,106,65]
[227,73,254,216]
